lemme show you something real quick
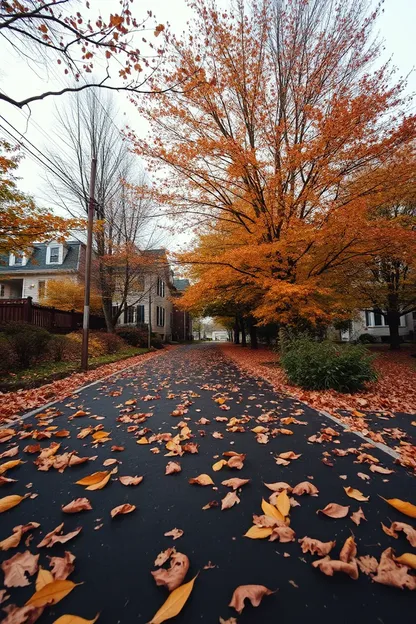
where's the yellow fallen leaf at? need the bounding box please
[395,553,416,569]
[86,471,113,491]
[344,487,369,502]
[53,614,100,624]
[76,472,110,486]
[0,460,24,475]
[261,499,284,522]
[148,575,197,624]
[188,474,214,486]
[244,526,273,539]
[0,494,27,513]
[137,437,149,445]
[36,567,54,591]
[212,460,227,472]
[73,410,88,417]
[275,490,290,517]
[381,497,416,518]
[251,426,268,434]
[26,580,80,607]
[92,431,110,441]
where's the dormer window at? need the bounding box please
[46,244,63,265]
[9,252,27,267]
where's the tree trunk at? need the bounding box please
[240,316,247,346]
[248,318,258,349]
[233,317,240,344]
[386,309,401,350]
[102,296,114,333]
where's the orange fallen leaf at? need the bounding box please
[0,494,28,513]
[86,470,114,491]
[148,575,197,623]
[317,503,350,518]
[275,490,290,517]
[119,476,143,486]
[394,553,416,570]
[92,431,110,441]
[264,482,292,493]
[369,465,393,474]
[75,471,109,486]
[103,459,118,467]
[261,499,285,522]
[53,615,100,624]
[229,585,274,614]
[292,481,319,496]
[164,528,183,540]
[188,474,214,486]
[36,567,54,591]
[350,507,367,526]
[110,504,136,518]
[26,579,79,607]
[344,487,369,502]
[221,491,240,510]
[244,526,273,539]
[298,537,335,556]
[165,462,181,475]
[221,478,250,490]
[62,498,92,514]
[381,497,416,519]
[72,410,88,417]
[0,460,24,476]
[212,459,228,471]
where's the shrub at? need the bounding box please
[150,334,164,349]
[66,331,107,357]
[97,332,126,354]
[116,327,148,348]
[357,333,378,344]
[48,335,70,362]
[0,335,17,374]
[280,336,377,393]
[0,322,52,369]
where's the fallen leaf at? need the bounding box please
[0,460,24,476]
[312,556,359,580]
[0,476,17,486]
[212,460,228,471]
[151,552,190,591]
[292,482,319,496]
[0,522,40,551]
[154,548,175,567]
[369,465,393,474]
[261,499,284,522]
[26,579,79,607]
[357,555,378,575]
[164,528,183,540]
[269,525,295,543]
[73,410,88,417]
[119,475,143,486]
[110,504,136,518]
[373,547,416,589]
[394,553,416,570]
[381,522,416,546]
[221,478,250,490]
[350,508,367,526]
[357,472,370,481]
[85,470,114,491]
[0,447,19,459]
[52,615,99,624]
[219,617,237,624]
[38,524,81,548]
[75,472,109,486]
[340,536,357,562]
[299,537,336,556]
[278,451,301,460]
[103,459,118,467]
[165,462,181,475]
[381,497,416,519]
[36,568,54,591]
[0,604,44,624]
[344,487,369,502]
[244,526,273,539]
[229,585,274,614]
[62,498,92,514]
[227,454,245,469]
[275,490,290,517]
[0,494,28,513]
[317,503,349,518]
[221,492,240,510]
[49,552,76,580]
[188,474,214,486]
[2,551,39,587]
[148,575,197,623]
[111,446,124,452]
[264,482,292,493]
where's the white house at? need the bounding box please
[340,310,415,343]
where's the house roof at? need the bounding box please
[173,278,190,292]
[0,242,82,273]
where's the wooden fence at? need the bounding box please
[0,298,106,333]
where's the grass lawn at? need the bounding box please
[0,347,149,392]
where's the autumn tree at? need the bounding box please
[131,0,416,332]
[41,277,102,314]
[0,140,80,255]
[0,0,170,109]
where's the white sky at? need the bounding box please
[0,0,415,250]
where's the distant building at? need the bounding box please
[171,278,192,342]
[339,310,415,343]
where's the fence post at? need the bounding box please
[24,297,33,323]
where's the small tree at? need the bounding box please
[42,278,102,314]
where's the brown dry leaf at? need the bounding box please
[344,487,369,502]
[151,552,190,591]
[49,551,76,581]
[292,482,319,496]
[0,604,44,624]
[37,524,81,548]
[264,482,292,493]
[269,525,295,543]
[298,537,335,556]
[340,536,357,562]
[221,492,240,511]
[52,615,100,624]
[102,459,118,467]
[2,551,39,587]
[381,497,416,519]
[26,579,79,607]
[369,465,393,475]
[312,556,359,580]
[110,504,136,519]
[0,460,24,476]
[373,547,416,589]
[0,476,17,486]
[73,410,88,417]
[394,553,416,570]
[227,454,245,470]
[164,528,183,540]
[111,446,124,452]
[202,500,219,510]
[75,471,109,486]
[212,460,228,472]
[35,567,54,591]
[357,555,378,575]
[188,474,214,486]
[165,462,181,475]
[350,507,367,526]
[357,472,370,481]
[0,494,28,513]
[0,447,19,459]
[382,522,416,546]
[275,490,290,517]
[148,575,197,624]
[253,514,278,528]
[0,523,40,551]
[221,478,250,490]
[229,585,274,614]
[62,498,92,514]
[54,430,71,438]
[278,451,301,460]
[154,548,175,567]
[244,526,273,539]
[317,503,349,518]
[119,475,143,486]
[261,499,284,522]
[219,618,237,624]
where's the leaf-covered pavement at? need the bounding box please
[0,344,415,623]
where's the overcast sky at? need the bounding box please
[0,0,415,232]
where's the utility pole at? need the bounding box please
[81,157,97,371]
[148,286,152,350]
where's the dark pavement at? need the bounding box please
[0,344,415,624]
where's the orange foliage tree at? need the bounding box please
[130,0,416,338]
[41,278,102,314]
[0,141,81,255]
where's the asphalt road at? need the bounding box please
[0,344,415,624]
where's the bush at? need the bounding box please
[0,322,52,369]
[116,327,148,348]
[48,335,70,362]
[0,335,17,374]
[280,336,377,393]
[150,334,164,349]
[357,333,378,344]
[66,331,107,357]
[96,332,126,354]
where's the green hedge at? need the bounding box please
[280,336,377,393]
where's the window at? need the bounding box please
[365,310,406,328]
[9,253,25,266]
[156,306,165,327]
[136,305,145,324]
[38,281,46,300]
[0,285,4,297]
[157,277,165,297]
[127,306,135,324]
[46,244,62,265]
[49,247,60,263]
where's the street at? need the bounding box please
[0,344,415,624]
